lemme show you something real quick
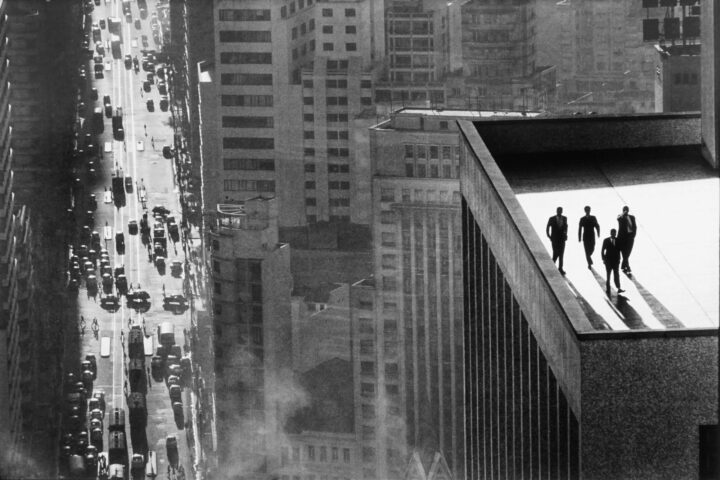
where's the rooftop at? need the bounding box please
[500,145,718,332]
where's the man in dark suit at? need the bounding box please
[616,205,637,274]
[601,228,624,294]
[578,205,600,269]
[546,206,568,275]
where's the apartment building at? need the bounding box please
[654,43,701,112]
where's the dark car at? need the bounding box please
[142,80,151,92]
[134,19,141,30]
[150,355,164,382]
[146,99,154,112]
[157,82,167,95]
[162,146,172,159]
[99,18,105,29]
[165,436,178,467]
[90,88,98,100]
[128,220,138,235]
[124,55,132,69]
[159,96,169,111]
[115,232,125,254]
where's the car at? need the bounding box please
[124,54,132,69]
[141,35,149,48]
[128,220,138,235]
[90,88,99,101]
[169,384,181,404]
[86,355,97,377]
[115,232,125,254]
[142,80,151,92]
[116,275,128,295]
[90,427,103,451]
[99,18,105,29]
[93,55,103,65]
[165,436,178,467]
[90,408,104,422]
[166,375,180,387]
[162,145,172,159]
[157,82,167,95]
[100,294,119,308]
[172,401,184,425]
[134,19,141,29]
[92,389,106,411]
[95,41,104,55]
[150,356,164,381]
[170,261,182,276]
[159,96,168,111]
[146,99,154,112]
[94,63,104,79]
[131,454,145,475]
[86,274,98,290]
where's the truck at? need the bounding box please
[128,392,147,427]
[159,322,174,348]
[93,108,104,134]
[128,358,145,392]
[108,17,122,36]
[111,34,122,59]
[108,431,128,467]
[112,175,125,203]
[128,326,144,359]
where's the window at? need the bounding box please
[304,131,315,139]
[221,95,273,107]
[343,448,350,463]
[360,340,374,354]
[362,447,375,462]
[214,282,222,295]
[304,148,315,156]
[281,447,289,466]
[305,181,316,189]
[309,18,315,30]
[292,48,298,59]
[301,23,306,35]
[381,232,396,247]
[360,79,371,88]
[219,30,271,42]
[439,121,448,130]
[361,361,375,375]
[359,318,373,333]
[218,9,270,21]
[222,116,274,128]
[345,8,356,16]
[322,8,333,17]
[304,163,315,172]
[298,0,304,8]
[304,113,314,122]
[346,25,357,34]
[380,211,396,224]
[289,1,296,14]
[303,79,313,88]
[360,97,371,105]
[380,188,395,202]
[305,198,317,206]
[303,97,314,106]
[220,52,272,64]
[213,261,221,273]
[223,137,274,149]
[310,39,315,51]
[323,43,334,51]
[320,447,327,462]
[331,447,339,461]
[292,27,298,39]
[346,43,357,52]
[281,5,287,18]
[221,73,273,85]
[306,215,317,223]
[308,445,315,461]
[223,158,275,170]
[322,25,333,34]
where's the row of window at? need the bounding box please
[358,318,399,335]
[388,37,433,51]
[223,137,274,149]
[219,30,271,43]
[387,19,434,35]
[223,158,275,171]
[405,162,457,179]
[322,42,357,52]
[220,52,272,65]
[321,24,357,35]
[220,73,273,86]
[218,9,270,22]
[222,179,276,192]
[303,148,350,157]
[405,144,461,161]
[360,381,399,396]
[291,19,315,39]
[222,116,274,128]
[221,94,273,107]
[322,7,356,17]
[379,189,462,206]
[280,445,351,465]
[375,89,445,104]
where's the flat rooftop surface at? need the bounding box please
[501,146,718,331]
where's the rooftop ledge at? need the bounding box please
[462,113,718,335]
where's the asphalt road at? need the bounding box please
[73,0,194,477]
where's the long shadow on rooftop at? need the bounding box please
[625,273,685,328]
[564,275,610,330]
[590,269,649,329]
[500,146,716,194]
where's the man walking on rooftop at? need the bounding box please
[601,228,624,294]
[617,205,637,274]
[546,206,568,275]
[578,206,600,269]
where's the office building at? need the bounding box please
[209,197,293,478]
[654,44,701,112]
[450,0,556,112]
[459,112,717,478]
[199,0,383,228]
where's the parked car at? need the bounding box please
[162,145,172,159]
[146,99,154,112]
[165,436,178,467]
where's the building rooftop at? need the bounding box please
[395,107,543,119]
[500,145,718,331]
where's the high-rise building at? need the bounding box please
[654,44,701,112]
[0,0,40,475]
[459,111,717,478]
[450,0,556,112]
[364,107,542,480]
[199,0,383,228]
[209,197,293,479]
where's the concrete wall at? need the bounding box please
[701,0,720,168]
[581,333,718,480]
[473,114,701,156]
[458,120,589,416]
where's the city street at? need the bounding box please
[67,0,197,477]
